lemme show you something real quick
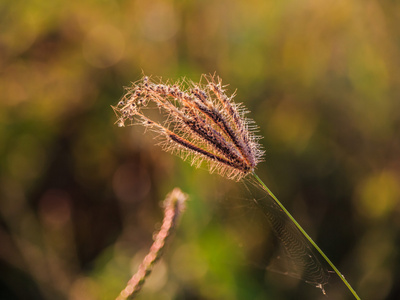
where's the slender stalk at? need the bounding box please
[252,172,360,299]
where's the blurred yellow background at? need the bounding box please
[1,0,399,299]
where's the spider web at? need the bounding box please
[240,174,332,295]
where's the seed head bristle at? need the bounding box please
[112,74,264,180]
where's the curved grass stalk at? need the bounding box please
[116,188,188,300]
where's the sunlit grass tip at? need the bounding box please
[112,74,264,180]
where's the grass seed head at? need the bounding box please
[112,74,264,180]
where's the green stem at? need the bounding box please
[252,172,360,299]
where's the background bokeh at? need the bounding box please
[1,0,400,299]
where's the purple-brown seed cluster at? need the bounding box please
[112,74,264,180]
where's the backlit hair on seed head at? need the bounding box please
[112,74,264,180]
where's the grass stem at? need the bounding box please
[252,172,360,299]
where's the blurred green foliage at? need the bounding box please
[1,0,400,299]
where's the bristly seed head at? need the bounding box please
[112,74,264,181]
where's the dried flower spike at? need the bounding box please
[112,74,264,180]
[116,188,188,300]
